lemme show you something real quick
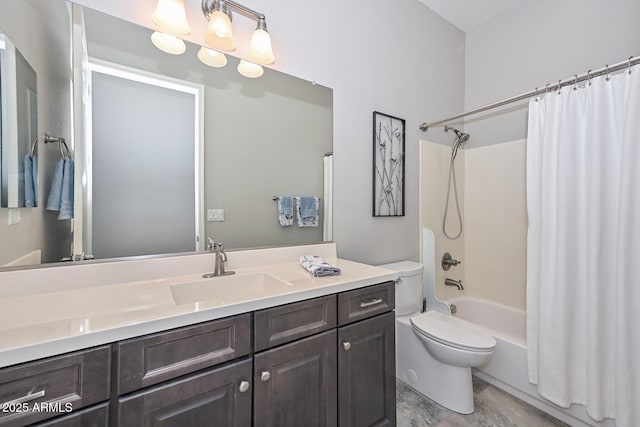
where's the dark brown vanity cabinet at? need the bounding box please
[0,346,111,427]
[337,282,396,427]
[2,281,395,427]
[113,314,252,426]
[253,281,396,427]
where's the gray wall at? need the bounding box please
[73,0,465,265]
[0,0,72,266]
[465,0,640,148]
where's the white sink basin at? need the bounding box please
[170,272,292,305]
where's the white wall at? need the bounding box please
[464,140,527,309]
[71,0,466,265]
[464,0,640,147]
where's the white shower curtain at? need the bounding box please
[527,66,640,426]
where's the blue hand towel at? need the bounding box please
[23,154,37,207]
[58,159,74,220]
[32,155,38,204]
[295,196,319,227]
[277,196,293,227]
[46,158,66,211]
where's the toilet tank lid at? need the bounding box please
[377,261,423,277]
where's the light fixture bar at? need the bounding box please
[202,0,265,23]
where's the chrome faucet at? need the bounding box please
[203,238,235,278]
[444,278,464,290]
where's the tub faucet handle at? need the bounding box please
[442,252,461,270]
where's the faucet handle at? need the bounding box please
[441,252,461,270]
[206,237,215,251]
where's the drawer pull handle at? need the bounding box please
[261,371,271,382]
[239,381,250,393]
[2,390,45,406]
[342,341,351,351]
[360,298,383,308]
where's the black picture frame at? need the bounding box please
[372,111,405,217]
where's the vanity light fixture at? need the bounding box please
[202,0,276,65]
[150,0,276,77]
[247,18,275,65]
[150,0,190,55]
[197,46,228,67]
[152,0,192,35]
[151,31,187,55]
[237,59,264,78]
[204,1,236,51]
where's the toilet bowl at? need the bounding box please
[411,310,495,368]
[379,260,496,414]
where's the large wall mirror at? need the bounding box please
[0,0,333,271]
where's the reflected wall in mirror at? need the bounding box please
[0,31,38,208]
[0,0,72,269]
[0,1,333,271]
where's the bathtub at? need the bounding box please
[447,296,614,427]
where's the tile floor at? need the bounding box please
[396,377,569,427]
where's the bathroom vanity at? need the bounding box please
[0,244,397,426]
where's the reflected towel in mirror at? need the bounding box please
[23,154,38,207]
[294,196,319,227]
[277,195,293,227]
[46,158,74,219]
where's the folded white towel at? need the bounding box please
[299,255,341,277]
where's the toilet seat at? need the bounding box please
[411,311,496,352]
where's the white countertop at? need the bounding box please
[0,244,397,368]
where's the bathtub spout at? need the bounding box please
[445,278,464,290]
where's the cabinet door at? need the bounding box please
[254,330,337,427]
[117,358,252,427]
[338,312,396,427]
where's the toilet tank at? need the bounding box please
[377,261,423,316]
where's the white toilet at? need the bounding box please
[380,260,496,414]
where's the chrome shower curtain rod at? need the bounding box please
[419,55,640,132]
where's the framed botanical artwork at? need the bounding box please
[373,111,405,217]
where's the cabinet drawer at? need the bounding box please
[0,346,110,427]
[118,358,252,427]
[254,295,336,351]
[338,281,395,325]
[32,402,109,427]
[117,314,251,395]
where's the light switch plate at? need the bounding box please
[207,209,225,222]
[8,209,21,225]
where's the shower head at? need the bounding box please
[444,125,470,145]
